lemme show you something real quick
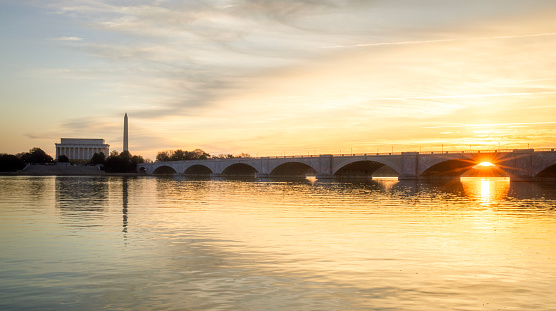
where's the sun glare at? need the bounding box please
[476,162,495,167]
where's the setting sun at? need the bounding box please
[476,162,496,167]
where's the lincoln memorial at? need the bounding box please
[55,138,110,161]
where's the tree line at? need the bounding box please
[0,147,144,173]
[1,146,255,172]
[155,149,251,162]
[0,147,53,172]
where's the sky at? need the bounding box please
[2,0,556,160]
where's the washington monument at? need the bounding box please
[123,113,128,152]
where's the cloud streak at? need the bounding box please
[51,36,83,41]
[323,32,556,49]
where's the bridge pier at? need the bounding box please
[210,173,221,178]
[256,173,270,178]
[505,149,534,182]
[398,152,419,180]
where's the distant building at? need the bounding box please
[55,138,110,161]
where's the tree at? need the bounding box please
[120,150,131,160]
[90,152,105,165]
[192,149,210,159]
[58,155,69,163]
[104,151,144,173]
[0,154,26,172]
[171,149,186,161]
[156,149,211,161]
[156,151,171,162]
[22,147,53,164]
[131,155,144,165]
[104,155,129,173]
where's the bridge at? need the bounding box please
[137,148,556,181]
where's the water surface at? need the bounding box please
[1,176,555,310]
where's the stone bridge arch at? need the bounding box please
[221,163,259,176]
[269,162,318,177]
[152,165,178,175]
[332,156,402,178]
[529,152,556,180]
[420,159,475,178]
[418,152,505,178]
[184,164,213,175]
[535,164,556,179]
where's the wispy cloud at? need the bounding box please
[51,36,83,41]
[323,32,556,49]
[424,122,556,129]
[365,91,556,101]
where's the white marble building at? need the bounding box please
[55,138,110,161]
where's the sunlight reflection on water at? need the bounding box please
[461,177,511,205]
[0,176,555,310]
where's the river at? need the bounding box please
[1,176,555,310]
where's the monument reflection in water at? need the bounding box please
[1,176,555,310]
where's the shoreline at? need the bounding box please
[0,172,141,177]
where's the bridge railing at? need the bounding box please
[254,148,554,158]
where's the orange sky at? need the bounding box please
[2,1,556,160]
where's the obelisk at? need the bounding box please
[123,113,128,152]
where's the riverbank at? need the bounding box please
[0,171,140,176]
[1,164,139,176]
